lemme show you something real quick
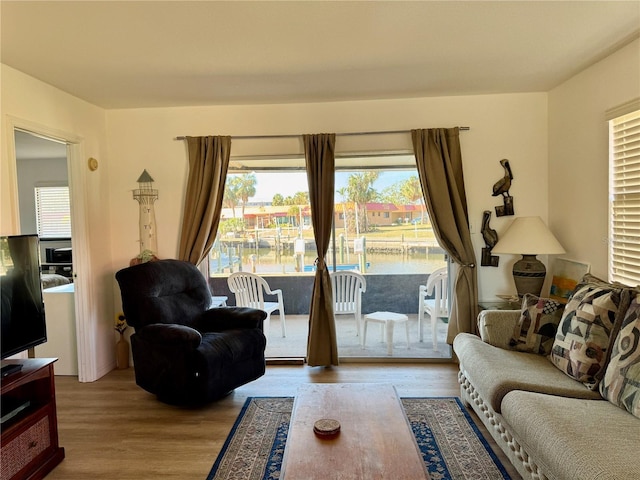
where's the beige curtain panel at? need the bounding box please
[412,128,479,341]
[304,133,339,367]
[178,136,231,266]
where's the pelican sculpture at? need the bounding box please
[481,210,498,249]
[481,210,500,266]
[492,159,513,198]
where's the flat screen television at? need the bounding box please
[1,234,47,363]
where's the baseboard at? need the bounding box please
[266,357,305,365]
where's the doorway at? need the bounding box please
[14,130,79,375]
[7,119,98,382]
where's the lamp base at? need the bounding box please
[513,254,546,297]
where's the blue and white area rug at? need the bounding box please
[207,397,511,480]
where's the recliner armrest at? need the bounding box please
[196,306,267,332]
[136,323,202,349]
[477,309,521,349]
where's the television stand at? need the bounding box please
[1,363,23,378]
[0,358,65,479]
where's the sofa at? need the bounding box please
[453,274,640,480]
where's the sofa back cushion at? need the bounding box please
[548,274,630,390]
[510,294,564,355]
[116,259,212,330]
[600,293,640,418]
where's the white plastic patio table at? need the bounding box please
[362,311,410,355]
[210,296,228,308]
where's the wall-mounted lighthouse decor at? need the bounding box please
[132,169,159,257]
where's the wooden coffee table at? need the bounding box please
[281,383,430,479]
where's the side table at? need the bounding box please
[478,300,521,311]
[362,311,410,355]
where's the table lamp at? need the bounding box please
[491,216,565,297]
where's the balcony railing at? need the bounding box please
[209,272,452,360]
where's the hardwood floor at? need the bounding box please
[49,363,521,479]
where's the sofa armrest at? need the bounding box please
[196,306,267,332]
[136,323,202,349]
[477,309,521,349]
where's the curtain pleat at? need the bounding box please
[412,128,478,341]
[304,133,338,366]
[178,136,231,266]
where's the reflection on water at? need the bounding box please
[211,246,446,276]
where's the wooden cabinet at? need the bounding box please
[1,358,65,480]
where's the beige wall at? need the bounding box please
[106,93,548,301]
[548,38,640,280]
[1,64,114,379]
[4,37,635,379]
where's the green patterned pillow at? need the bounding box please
[510,294,564,355]
[600,294,640,418]
[548,275,630,390]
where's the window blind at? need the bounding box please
[610,109,640,286]
[35,186,71,238]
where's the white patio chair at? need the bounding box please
[227,272,286,337]
[330,270,367,338]
[418,267,449,351]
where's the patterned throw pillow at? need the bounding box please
[548,274,630,390]
[600,294,640,419]
[509,294,564,355]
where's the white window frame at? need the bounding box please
[35,184,72,239]
[609,109,640,286]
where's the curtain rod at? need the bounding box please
[175,127,469,141]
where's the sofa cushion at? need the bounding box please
[600,293,640,419]
[453,333,601,413]
[549,274,630,390]
[501,390,640,480]
[509,294,564,355]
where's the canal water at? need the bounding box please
[210,246,447,276]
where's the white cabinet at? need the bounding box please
[36,284,78,375]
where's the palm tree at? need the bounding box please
[400,176,425,223]
[287,205,301,227]
[379,183,404,207]
[236,173,257,219]
[336,186,351,234]
[346,172,379,233]
[272,193,284,206]
[223,177,241,218]
[292,191,309,206]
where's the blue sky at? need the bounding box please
[248,170,416,203]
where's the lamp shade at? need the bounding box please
[492,217,565,297]
[492,217,565,255]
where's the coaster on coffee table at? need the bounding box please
[313,418,341,438]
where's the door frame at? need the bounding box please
[6,116,97,382]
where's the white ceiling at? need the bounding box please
[1,1,639,109]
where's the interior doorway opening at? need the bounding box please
[14,130,78,376]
